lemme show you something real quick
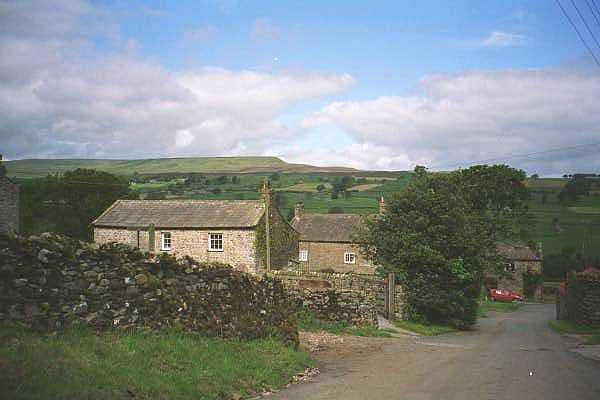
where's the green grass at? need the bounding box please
[298,312,391,338]
[549,319,600,335]
[527,190,600,259]
[5,157,361,178]
[477,299,521,317]
[0,326,313,400]
[393,320,458,336]
[585,334,600,345]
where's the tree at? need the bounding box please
[316,184,326,192]
[20,169,135,240]
[231,176,240,184]
[359,165,530,329]
[269,172,281,181]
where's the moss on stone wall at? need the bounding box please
[0,233,299,346]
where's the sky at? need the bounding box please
[1,0,600,176]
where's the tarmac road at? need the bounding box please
[272,304,600,400]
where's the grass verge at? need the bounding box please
[0,326,313,400]
[298,312,391,338]
[393,320,458,336]
[478,299,520,318]
[549,319,600,335]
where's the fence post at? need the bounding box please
[385,271,396,320]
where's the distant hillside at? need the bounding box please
[5,157,361,178]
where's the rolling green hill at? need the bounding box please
[5,157,360,178]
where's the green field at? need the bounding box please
[527,191,600,258]
[5,157,364,178]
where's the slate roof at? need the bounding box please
[92,200,265,229]
[497,242,542,261]
[291,213,367,243]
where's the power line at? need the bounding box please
[585,0,600,29]
[592,0,600,23]
[429,141,600,170]
[555,0,600,66]
[570,0,600,52]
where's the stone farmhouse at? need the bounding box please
[92,197,298,275]
[493,242,543,299]
[290,198,385,274]
[0,158,20,236]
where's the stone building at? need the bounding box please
[290,199,385,274]
[0,168,20,235]
[92,198,298,275]
[492,242,543,299]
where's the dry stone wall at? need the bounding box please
[270,270,406,326]
[0,178,19,235]
[565,269,600,328]
[0,233,299,346]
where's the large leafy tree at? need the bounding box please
[21,169,135,240]
[360,165,529,328]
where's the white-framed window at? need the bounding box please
[505,262,517,273]
[160,232,172,251]
[299,250,308,261]
[209,233,223,251]
[344,252,356,264]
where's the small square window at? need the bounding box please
[299,250,308,261]
[161,232,171,251]
[209,233,223,251]
[505,262,516,273]
[344,252,356,264]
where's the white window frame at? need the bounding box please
[160,232,172,251]
[299,250,308,261]
[208,233,224,252]
[344,252,356,264]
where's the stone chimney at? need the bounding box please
[378,196,386,215]
[294,202,304,219]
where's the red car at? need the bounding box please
[488,288,524,302]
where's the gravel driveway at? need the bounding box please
[272,304,600,400]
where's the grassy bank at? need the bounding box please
[298,313,391,337]
[549,320,600,345]
[478,299,520,317]
[393,320,458,336]
[0,327,313,400]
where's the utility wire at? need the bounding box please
[585,0,600,29]
[556,0,600,66]
[570,0,600,51]
[429,141,600,170]
[592,0,600,22]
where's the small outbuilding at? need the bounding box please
[492,242,543,300]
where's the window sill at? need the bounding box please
[208,249,224,252]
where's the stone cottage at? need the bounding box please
[492,242,543,299]
[0,160,20,235]
[92,197,298,275]
[290,198,385,274]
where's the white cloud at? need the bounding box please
[480,31,528,47]
[304,69,600,175]
[0,1,354,160]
